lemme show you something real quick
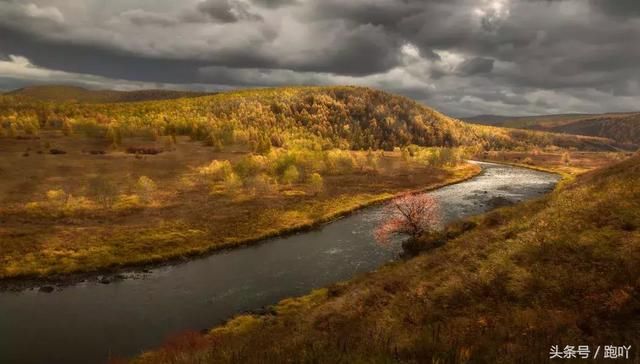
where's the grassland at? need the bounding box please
[477,150,630,176]
[0,129,480,280]
[130,154,640,364]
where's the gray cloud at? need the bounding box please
[195,0,263,22]
[0,0,638,117]
[457,57,495,75]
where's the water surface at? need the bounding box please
[0,162,559,364]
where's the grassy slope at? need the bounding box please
[133,155,640,364]
[5,85,210,103]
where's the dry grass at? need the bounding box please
[0,133,479,279]
[131,155,640,364]
[478,150,629,176]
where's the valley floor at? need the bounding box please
[131,154,640,364]
[0,133,479,281]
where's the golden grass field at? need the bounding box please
[0,132,479,279]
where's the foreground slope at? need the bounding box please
[134,155,640,363]
[5,85,210,103]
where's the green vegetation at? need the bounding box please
[131,154,640,364]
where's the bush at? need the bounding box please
[234,155,267,178]
[282,165,300,185]
[88,177,118,208]
[248,173,278,195]
[46,189,67,208]
[198,160,234,182]
[222,172,242,193]
[113,194,142,210]
[325,150,354,174]
[309,173,324,195]
[136,176,157,203]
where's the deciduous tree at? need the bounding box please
[375,193,439,245]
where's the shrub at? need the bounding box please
[248,173,278,195]
[198,160,234,182]
[136,176,157,203]
[46,189,67,208]
[222,172,243,193]
[282,165,300,185]
[325,150,354,174]
[113,194,142,210]
[234,155,267,178]
[88,177,118,208]
[309,173,324,195]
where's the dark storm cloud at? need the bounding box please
[250,0,298,9]
[457,57,494,75]
[589,0,640,17]
[195,0,263,22]
[0,0,639,116]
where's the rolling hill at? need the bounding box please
[467,112,640,147]
[465,113,595,126]
[0,86,624,152]
[4,85,211,103]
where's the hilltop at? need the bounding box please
[467,112,640,147]
[4,85,211,103]
[133,153,640,364]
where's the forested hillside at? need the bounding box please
[0,86,620,152]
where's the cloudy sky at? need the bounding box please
[0,0,639,117]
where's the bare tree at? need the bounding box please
[375,193,440,245]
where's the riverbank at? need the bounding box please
[0,161,481,291]
[478,150,627,177]
[131,156,640,364]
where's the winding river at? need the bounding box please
[0,162,559,364]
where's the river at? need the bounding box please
[0,162,559,364]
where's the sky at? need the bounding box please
[0,0,639,117]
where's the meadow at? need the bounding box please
[0,127,478,279]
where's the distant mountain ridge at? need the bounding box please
[4,85,212,103]
[466,112,640,146]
